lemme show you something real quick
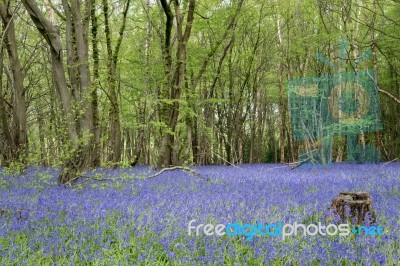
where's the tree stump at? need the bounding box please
[330,192,376,224]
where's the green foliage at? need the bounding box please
[0,0,399,168]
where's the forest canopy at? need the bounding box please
[0,0,399,183]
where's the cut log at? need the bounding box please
[330,192,376,224]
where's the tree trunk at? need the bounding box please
[278,64,286,163]
[103,0,120,164]
[90,0,101,166]
[35,103,47,165]
[157,0,196,168]
[71,0,93,167]
[276,8,286,163]
[103,0,130,166]
[22,0,92,184]
[0,46,13,164]
[0,4,27,162]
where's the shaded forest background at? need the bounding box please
[0,0,399,181]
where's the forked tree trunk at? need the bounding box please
[103,0,130,166]
[22,0,92,184]
[156,0,196,168]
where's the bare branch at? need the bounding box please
[378,88,400,105]
[48,0,66,21]
[147,166,197,178]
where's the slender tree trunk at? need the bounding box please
[371,0,384,160]
[256,89,266,163]
[35,103,47,165]
[91,0,101,166]
[278,64,286,163]
[103,0,130,166]
[276,7,286,163]
[0,46,13,164]
[61,0,79,101]
[103,0,121,164]
[132,0,151,167]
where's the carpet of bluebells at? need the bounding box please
[0,163,399,265]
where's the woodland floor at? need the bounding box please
[0,163,399,265]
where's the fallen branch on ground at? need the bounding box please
[147,166,194,178]
[291,158,311,170]
[382,158,398,167]
[63,173,127,185]
[64,166,209,184]
[147,166,210,181]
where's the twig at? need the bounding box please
[212,151,244,171]
[378,88,400,105]
[291,158,310,170]
[147,166,191,178]
[366,71,400,105]
[81,175,122,181]
[63,175,80,185]
[382,158,398,167]
[63,174,128,186]
[267,165,291,170]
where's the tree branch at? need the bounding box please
[192,0,244,90]
[65,166,210,184]
[48,0,66,21]
[378,88,400,105]
[147,166,196,178]
[112,0,131,66]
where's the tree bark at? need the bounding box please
[276,6,286,163]
[22,0,93,184]
[23,0,79,145]
[90,0,101,166]
[278,64,286,163]
[70,0,93,164]
[0,46,13,164]
[0,3,28,162]
[157,0,196,168]
[103,0,130,166]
